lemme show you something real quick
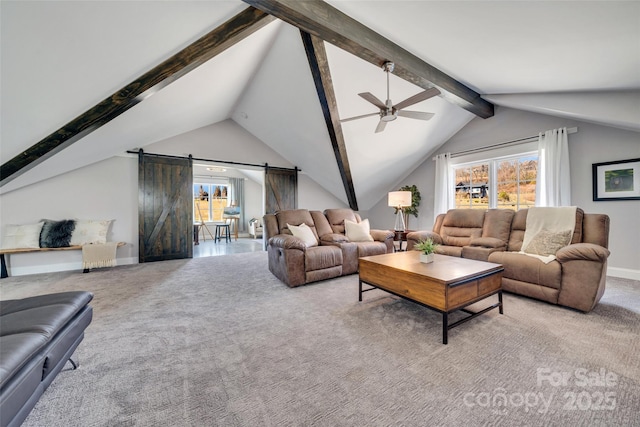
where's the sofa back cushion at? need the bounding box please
[439,209,485,247]
[276,209,319,240]
[507,207,584,252]
[482,209,515,243]
[582,213,610,248]
[310,211,333,237]
[324,209,359,235]
[432,213,446,234]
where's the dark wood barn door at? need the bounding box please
[265,166,298,214]
[138,152,193,262]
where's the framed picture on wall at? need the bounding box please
[592,158,640,201]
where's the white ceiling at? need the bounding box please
[2,1,639,209]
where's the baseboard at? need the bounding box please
[6,257,138,278]
[607,267,640,281]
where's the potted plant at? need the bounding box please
[413,238,438,263]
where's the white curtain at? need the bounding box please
[228,177,246,232]
[434,153,453,218]
[535,127,571,206]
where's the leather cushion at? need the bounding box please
[489,252,562,289]
[305,246,343,272]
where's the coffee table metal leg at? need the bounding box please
[442,312,448,345]
[359,280,363,302]
[499,290,504,314]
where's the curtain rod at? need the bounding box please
[433,127,578,160]
[127,150,300,172]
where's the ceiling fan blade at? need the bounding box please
[397,110,435,121]
[394,88,441,111]
[340,112,380,123]
[359,92,387,109]
[375,120,387,133]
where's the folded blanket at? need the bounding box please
[520,207,577,264]
[82,242,118,269]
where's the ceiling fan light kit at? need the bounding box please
[341,61,440,133]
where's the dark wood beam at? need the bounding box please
[1,7,275,187]
[301,31,358,211]
[243,0,494,119]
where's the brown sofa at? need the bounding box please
[264,209,394,287]
[406,208,610,312]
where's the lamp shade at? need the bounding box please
[388,191,412,207]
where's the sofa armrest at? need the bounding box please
[268,235,308,251]
[319,233,350,244]
[370,229,394,242]
[555,243,610,312]
[556,243,610,263]
[469,237,506,249]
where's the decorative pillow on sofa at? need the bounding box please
[524,229,572,256]
[287,223,318,247]
[1,222,45,249]
[70,219,112,245]
[345,219,374,242]
[39,219,76,248]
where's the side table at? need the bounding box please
[393,229,414,252]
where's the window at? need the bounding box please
[194,183,228,222]
[455,163,489,209]
[452,153,538,211]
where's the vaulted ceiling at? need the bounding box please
[2,1,639,210]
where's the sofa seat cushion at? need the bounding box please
[355,241,387,257]
[436,245,463,257]
[489,251,562,290]
[0,291,93,388]
[305,246,343,272]
[0,333,48,388]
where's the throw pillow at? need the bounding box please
[524,229,572,256]
[1,222,45,249]
[345,219,374,242]
[70,219,112,245]
[39,219,76,248]
[287,223,318,247]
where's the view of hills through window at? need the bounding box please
[194,184,228,222]
[454,155,538,210]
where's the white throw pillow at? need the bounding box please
[345,219,374,242]
[70,219,112,245]
[1,222,45,249]
[287,223,318,247]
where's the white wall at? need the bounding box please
[0,156,138,276]
[0,120,343,276]
[368,107,640,278]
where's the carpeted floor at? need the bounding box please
[1,252,639,426]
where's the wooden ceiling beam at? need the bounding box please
[301,31,358,211]
[243,0,494,119]
[1,7,275,187]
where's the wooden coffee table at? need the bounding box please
[359,251,504,344]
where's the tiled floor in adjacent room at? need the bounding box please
[192,236,265,258]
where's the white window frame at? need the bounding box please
[449,142,538,210]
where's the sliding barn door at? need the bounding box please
[265,166,298,214]
[138,152,193,262]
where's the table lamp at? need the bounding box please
[388,191,412,231]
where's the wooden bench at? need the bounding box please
[0,242,125,278]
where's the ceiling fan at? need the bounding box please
[341,61,440,133]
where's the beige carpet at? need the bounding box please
[1,252,638,426]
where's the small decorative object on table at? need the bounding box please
[414,238,439,263]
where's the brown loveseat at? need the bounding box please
[406,208,610,312]
[264,209,394,287]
